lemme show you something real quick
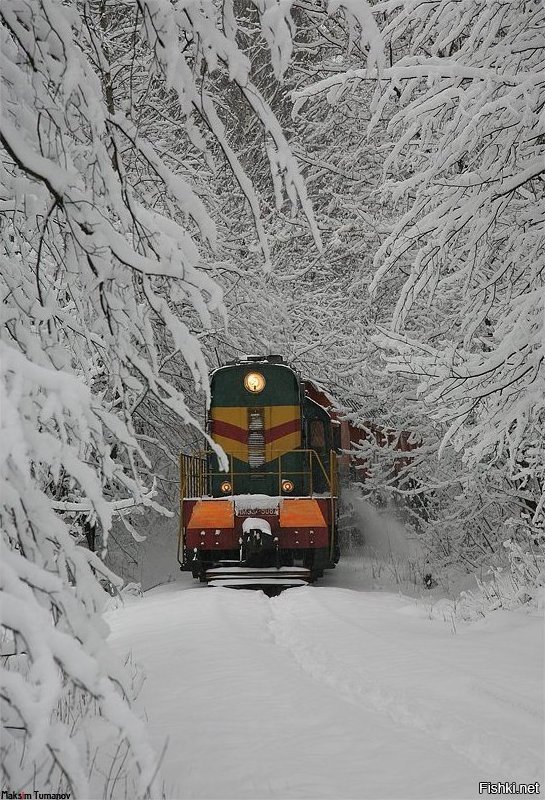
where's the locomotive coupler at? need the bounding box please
[241,517,278,568]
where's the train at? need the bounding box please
[178,355,342,588]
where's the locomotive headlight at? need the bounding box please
[282,479,294,493]
[220,481,232,493]
[244,371,266,393]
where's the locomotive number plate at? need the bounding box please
[236,507,279,516]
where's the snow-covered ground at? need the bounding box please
[106,567,543,800]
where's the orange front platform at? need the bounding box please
[186,500,235,529]
[184,497,330,550]
[279,499,326,528]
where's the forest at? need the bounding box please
[1,0,544,797]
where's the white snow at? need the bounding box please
[234,494,282,513]
[242,517,273,535]
[106,573,544,799]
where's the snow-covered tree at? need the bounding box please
[371,0,545,524]
[0,0,326,793]
[208,1,390,385]
[294,1,544,558]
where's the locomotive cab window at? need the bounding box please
[309,419,326,450]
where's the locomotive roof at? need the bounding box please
[210,358,349,420]
[210,355,300,379]
[209,356,302,409]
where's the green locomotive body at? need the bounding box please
[178,356,340,587]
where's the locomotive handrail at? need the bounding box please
[177,448,336,567]
[178,452,208,567]
[329,449,338,563]
[179,448,337,500]
[277,449,332,497]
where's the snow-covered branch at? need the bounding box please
[1,0,321,793]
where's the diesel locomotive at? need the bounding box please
[178,355,341,588]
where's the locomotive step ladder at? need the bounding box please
[205,564,311,588]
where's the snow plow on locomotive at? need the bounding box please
[178,356,341,589]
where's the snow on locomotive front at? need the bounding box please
[178,355,340,588]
